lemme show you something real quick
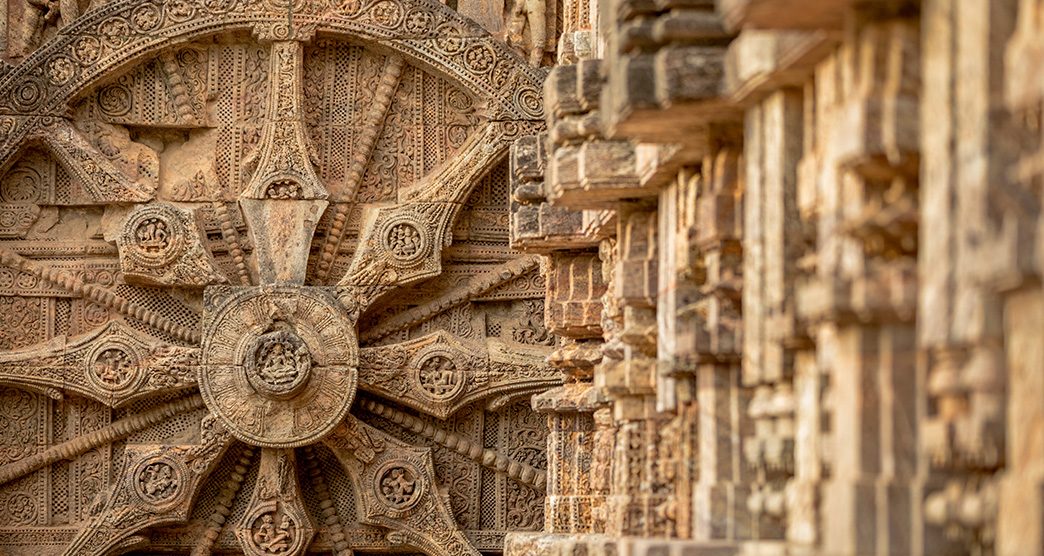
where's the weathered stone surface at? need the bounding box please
[2,0,1043,555]
[0,1,554,554]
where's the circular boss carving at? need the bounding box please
[245,330,312,400]
[200,288,358,448]
[121,205,187,268]
[131,455,187,509]
[85,340,142,395]
[380,215,429,265]
[375,462,423,511]
[412,352,463,402]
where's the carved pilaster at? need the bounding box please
[796,10,922,556]
[996,2,1044,555]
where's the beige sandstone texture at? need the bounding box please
[0,0,1040,555]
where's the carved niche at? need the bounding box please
[0,0,557,554]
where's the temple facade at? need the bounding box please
[0,0,1040,555]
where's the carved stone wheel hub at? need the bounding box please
[200,287,358,448]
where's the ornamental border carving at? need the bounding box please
[0,0,547,174]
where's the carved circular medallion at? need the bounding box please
[370,0,404,27]
[12,79,44,112]
[412,353,464,402]
[242,502,308,556]
[0,167,42,203]
[121,205,187,268]
[200,287,358,448]
[130,4,162,31]
[245,331,312,400]
[85,340,142,395]
[376,462,423,511]
[380,217,429,265]
[72,36,101,64]
[98,83,133,117]
[131,455,187,509]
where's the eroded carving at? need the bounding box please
[85,342,141,394]
[377,463,423,510]
[117,204,227,287]
[0,1,552,554]
[200,287,358,448]
[132,456,183,507]
[246,330,313,399]
[415,354,463,401]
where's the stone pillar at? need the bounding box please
[505,55,617,555]
[807,10,922,556]
[668,147,752,544]
[919,1,1017,554]
[724,22,835,550]
[742,89,803,543]
[600,205,672,538]
[997,2,1044,554]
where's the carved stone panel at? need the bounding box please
[0,1,553,554]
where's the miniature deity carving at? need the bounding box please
[91,348,134,388]
[386,222,425,261]
[251,511,297,554]
[137,462,178,502]
[134,217,170,255]
[417,355,461,399]
[379,465,420,509]
[248,331,312,399]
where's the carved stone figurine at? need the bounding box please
[505,0,546,65]
[18,0,59,56]
[17,0,81,56]
[252,513,294,553]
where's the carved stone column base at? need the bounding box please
[503,533,617,556]
[619,538,741,556]
[546,495,607,534]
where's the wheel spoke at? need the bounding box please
[324,416,480,556]
[358,330,560,419]
[0,320,198,407]
[336,122,531,313]
[0,394,205,488]
[63,414,233,556]
[234,448,317,556]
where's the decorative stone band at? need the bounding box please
[361,398,547,492]
[0,394,205,488]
